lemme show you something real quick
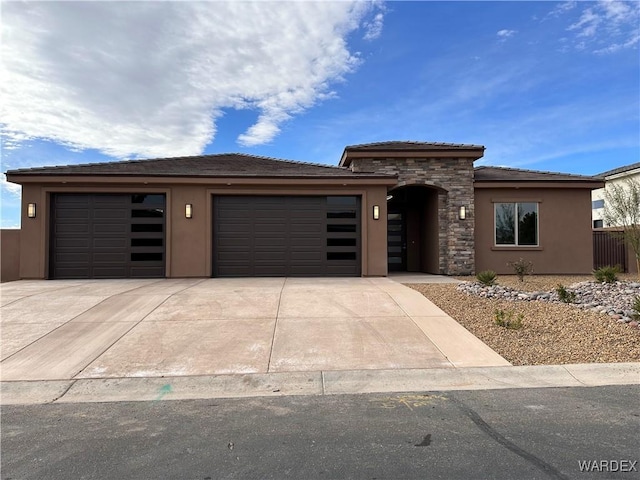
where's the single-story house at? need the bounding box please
[4,141,604,279]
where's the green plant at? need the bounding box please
[555,284,576,303]
[476,270,497,286]
[494,309,523,329]
[508,258,533,282]
[632,296,640,320]
[593,265,620,283]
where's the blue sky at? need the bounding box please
[1,1,639,228]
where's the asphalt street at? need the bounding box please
[2,385,638,480]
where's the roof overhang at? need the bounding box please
[339,148,485,167]
[474,180,605,189]
[605,167,640,181]
[6,174,399,187]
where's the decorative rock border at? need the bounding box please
[457,280,640,327]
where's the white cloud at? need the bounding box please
[548,1,577,18]
[563,0,640,52]
[363,13,384,41]
[1,174,21,198]
[593,31,640,53]
[568,8,602,37]
[497,29,517,39]
[0,2,383,158]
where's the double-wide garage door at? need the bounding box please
[50,193,165,279]
[213,196,361,277]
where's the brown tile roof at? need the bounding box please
[598,161,640,178]
[344,141,485,152]
[474,166,604,183]
[6,153,393,179]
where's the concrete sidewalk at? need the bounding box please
[2,363,638,405]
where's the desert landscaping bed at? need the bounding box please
[407,275,640,366]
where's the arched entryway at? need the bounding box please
[387,184,444,274]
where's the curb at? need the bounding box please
[2,363,638,405]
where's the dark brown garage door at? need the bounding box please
[50,193,165,279]
[213,196,360,277]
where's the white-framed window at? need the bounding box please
[495,202,539,246]
[592,199,605,209]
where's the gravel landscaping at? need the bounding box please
[407,274,640,366]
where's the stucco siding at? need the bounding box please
[475,188,594,274]
[14,180,390,279]
[1,229,21,282]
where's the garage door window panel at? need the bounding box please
[132,208,164,218]
[327,238,357,247]
[327,224,357,233]
[131,223,163,232]
[132,194,164,205]
[131,238,163,247]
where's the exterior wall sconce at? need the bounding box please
[373,205,380,220]
[185,203,193,219]
[458,205,467,220]
[27,203,36,219]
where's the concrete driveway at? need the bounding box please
[0,277,508,382]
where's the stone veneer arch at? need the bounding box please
[391,178,449,192]
[340,145,484,275]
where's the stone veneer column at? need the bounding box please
[350,157,475,275]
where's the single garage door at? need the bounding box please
[50,193,165,279]
[213,195,361,277]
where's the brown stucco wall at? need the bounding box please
[12,178,391,279]
[475,187,595,274]
[1,229,21,282]
[362,186,389,276]
[20,184,47,278]
[169,185,208,277]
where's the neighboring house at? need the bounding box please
[591,162,640,228]
[5,141,604,279]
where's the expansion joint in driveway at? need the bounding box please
[266,278,286,373]
[71,292,176,379]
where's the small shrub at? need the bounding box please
[476,270,497,286]
[632,296,640,320]
[494,309,523,329]
[593,265,620,283]
[508,258,533,282]
[555,284,576,304]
